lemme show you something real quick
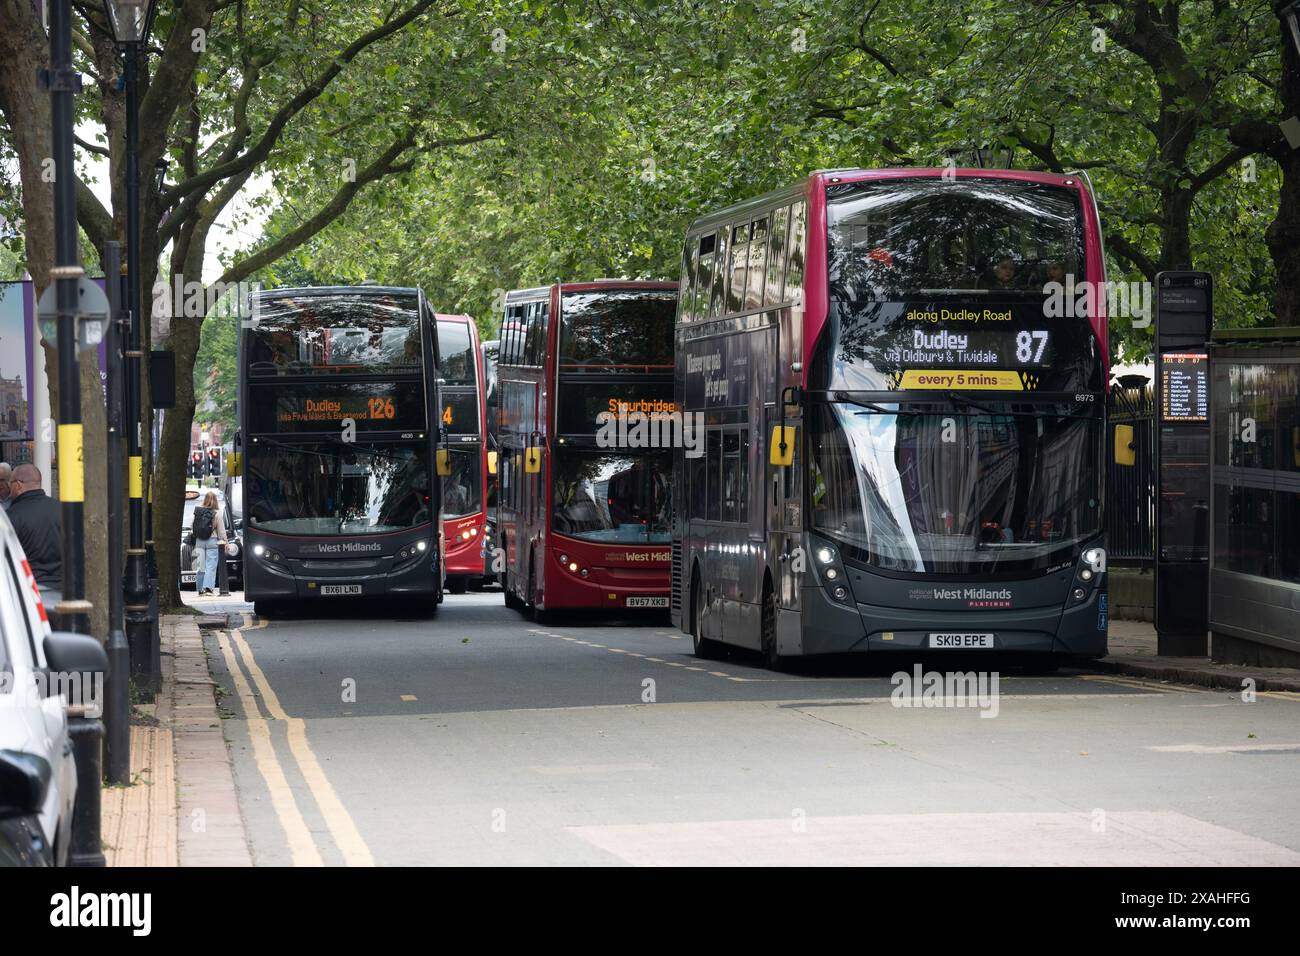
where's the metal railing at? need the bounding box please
[1107,381,1155,565]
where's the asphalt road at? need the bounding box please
[202,590,1300,866]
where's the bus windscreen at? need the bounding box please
[808,402,1103,576]
[245,441,433,535]
[552,449,671,543]
[437,320,477,386]
[247,292,422,376]
[441,446,483,520]
[820,177,1102,395]
[559,291,676,372]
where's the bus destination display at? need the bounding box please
[1160,352,1208,422]
[888,309,1053,370]
[441,392,479,434]
[247,381,426,433]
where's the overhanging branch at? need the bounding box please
[215,128,494,287]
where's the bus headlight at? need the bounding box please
[398,542,428,561]
[559,553,569,565]
[810,536,852,604]
[1071,546,1105,602]
[253,544,264,557]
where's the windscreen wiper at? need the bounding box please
[252,432,408,465]
[831,390,900,414]
[944,391,999,416]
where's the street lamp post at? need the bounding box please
[103,0,160,699]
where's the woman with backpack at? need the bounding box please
[193,491,227,595]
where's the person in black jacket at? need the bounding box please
[7,464,63,609]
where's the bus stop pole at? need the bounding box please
[103,242,130,785]
[46,0,90,636]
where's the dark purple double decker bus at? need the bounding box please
[238,286,444,614]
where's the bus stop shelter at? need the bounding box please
[1209,327,1300,667]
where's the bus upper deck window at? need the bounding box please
[766,207,788,306]
[746,218,767,312]
[694,232,716,322]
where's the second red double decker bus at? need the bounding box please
[435,313,489,593]
[495,280,677,619]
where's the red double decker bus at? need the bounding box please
[495,281,677,620]
[435,313,489,593]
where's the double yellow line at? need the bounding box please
[216,614,374,866]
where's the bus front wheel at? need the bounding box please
[528,561,551,625]
[691,571,724,660]
[761,583,789,672]
[504,581,524,611]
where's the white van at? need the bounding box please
[0,506,105,865]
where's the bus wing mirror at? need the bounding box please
[1113,424,1136,467]
[436,449,452,477]
[525,446,542,474]
[487,450,498,475]
[226,452,242,477]
[770,426,796,467]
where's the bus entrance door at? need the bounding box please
[771,405,804,657]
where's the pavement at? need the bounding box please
[1093,620,1300,693]
[101,588,1300,866]
[100,608,252,866]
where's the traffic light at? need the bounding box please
[189,451,203,480]
[207,446,221,477]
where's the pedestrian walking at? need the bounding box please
[0,462,12,511]
[7,463,63,613]
[192,491,227,595]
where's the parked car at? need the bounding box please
[0,506,104,866]
[178,483,244,591]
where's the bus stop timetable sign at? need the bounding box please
[1153,271,1212,654]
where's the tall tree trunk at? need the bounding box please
[152,312,200,611]
[1160,189,1195,273]
[2,3,108,640]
